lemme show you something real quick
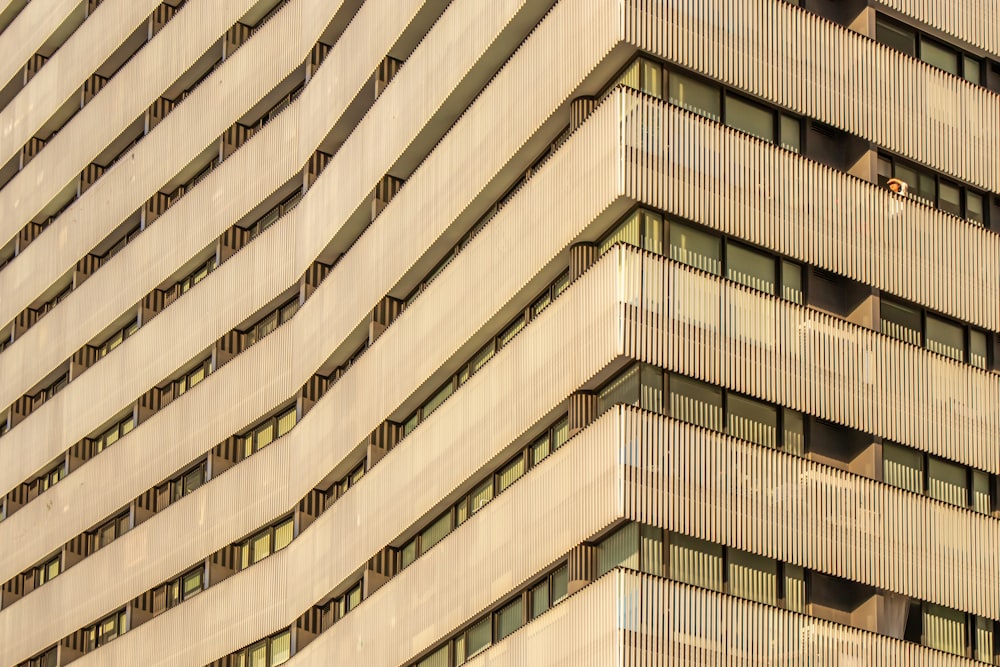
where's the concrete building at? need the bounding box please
[1,0,999,664]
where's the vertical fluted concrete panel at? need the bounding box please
[0,0,163,164]
[615,89,1000,332]
[876,0,1000,59]
[630,0,1000,191]
[0,0,80,96]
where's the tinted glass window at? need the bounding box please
[667,72,720,121]
[920,40,960,74]
[876,19,916,56]
[725,95,775,143]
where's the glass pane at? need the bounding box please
[640,58,662,97]
[276,409,296,437]
[279,300,299,323]
[975,616,994,662]
[727,243,776,294]
[598,523,639,576]
[270,631,291,666]
[598,365,640,415]
[883,442,924,493]
[531,581,550,619]
[727,394,777,448]
[779,114,800,153]
[252,532,272,564]
[347,585,362,610]
[876,18,916,56]
[184,466,204,495]
[880,300,922,346]
[972,470,991,514]
[923,603,966,656]
[640,524,663,576]
[552,272,570,297]
[497,456,525,493]
[99,522,116,548]
[46,558,60,581]
[670,223,721,275]
[453,636,466,665]
[916,171,936,205]
[966,191,985,226]
[927,457,967,507]
[531,434,551,465]
[725,95,775,143]
[469,343,494,374]
[728,549,777,606]
[639,364,664,414]
[496,315,525,349]
[551,565,568,604]
[600,211,642,256]
[470,479,494,514]
[403,413,419,436]
[188,366,206,388]
[455,500,468,526]
[615,60,640,91]
[495,597,523,641]
[667,71,721,121]
[782,409,805,456]
[255,422,274,450]
[938,180,962,216]
[964,56,982,85]
[921,40,960,74]
[249,641,268,667]
[642,211,664,254]
[417,646,449,667]
[877,156,892,187]
[182,570,202,598]
[552,417,569,450]
[669,533,723,592]
[420,513,451,554]
[401,540,416,569]
[784,564,806,613]
[669,375,724,431]
[531,293,551,317]
[925,315,964,362]
[466,617,492,658]
[781,261,803,304]
[423,382,453,418]
[274,519,294,552]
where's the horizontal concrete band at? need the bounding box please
[5,246,1000,662]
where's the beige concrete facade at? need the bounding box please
[1,0,999,665]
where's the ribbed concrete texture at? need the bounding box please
[1,1,998,666]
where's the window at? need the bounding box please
[36,555,60,586]
[496,314,525,349]
[233,629,291,667]
[925,314,964,362]
[25,647,57,667]
[529,564,568,620]
[246,190,303,240]
[728,549,778,606]
[876,15,984,85]
[669,374,723,431]
[927,457,967,507]
[242,407,297,457]
[727,242,776,294]
[41,374,68,401]
[173,359,210,397]
[92,415,135,455]
[496,455,525,493]
[922,603,965,656]
[880,299,922,346]
[614,57,663,97]
[883,442,925,493]
[878,153,989,225]
[178,258,215,294]
[165,567,204,609]
[36,463,65,493]
[599,209,664,256]
[92,511,130,551]
[725,94,775,143]
[167,463,206,503]
[973,470,991,514]
[528,415,569,466]
[86,609,127,649]
[669,221,721,275]
[245,298,299,347]
[667,70,720,121]
[881,297,990,367]
[669,533,723,591]
[494,597,523,641]
[727,394,777,449]
[97,318,139,358]
[238,517,294,570]
[416,646,448,667]
[784,564,806,612]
